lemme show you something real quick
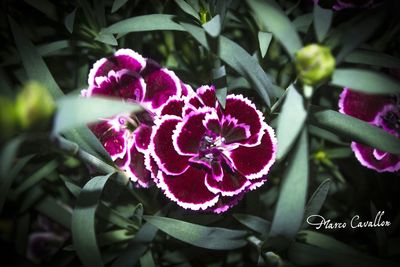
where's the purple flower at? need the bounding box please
[149,86,277,212]
[82,49,192,187]
[339,88,400,172]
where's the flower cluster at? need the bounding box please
[82,49,277,212]
[339,88,400,172]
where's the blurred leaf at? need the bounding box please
[95,32,118,46]
[302,179,330,229]
[175,0,200,19]
[313,5,332,42]
[54,96,142,134]
[247,0,302,57]
[270,129,308,239]
[344,50,400,69]
[293,13,313,33]
[203,15,221,37]
[370,203,387,255]
[104,14,183,35]
[72,173,114,267]
[13,160,58,196]
[35,196,72,229]
[308,125,347,145]
[0,137,25,212]
[65,8,78,33]
[276,85,307,160]
[233,213,271,237]
[143,215,247,250]
[112,0,129,13]
[24,0,57,21]
[309,108,400,155]
[258,31,272,58]
[331,68,400,94]
[98,229,134,247]
[140,250,156,267]
[212,65,227,108]
[9,17,63,98]
[325,147,352,159]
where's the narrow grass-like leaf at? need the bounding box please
[309,108,400,155]
[140,250,156,267]
[313,5,332,42]
[175,0,200,19]
[258,31,272,58]
[35,196,72,229]
[103,14,183,34]
[325,148,352,159]
[203,15,221,37]
[330,68,400,94]
[54,96,142,134]
[234,214,271,236]
[302,179,330,229]
[344,50,400,69]
[276,85,307,160]
[112,0,129,13]
[65,8,78,33]
[143,215,247,250]
[247,0,302,57]
[9,17,63,98]
[97,229,134,246]
[25,0,57,21]
[95,32,118,46]
[71,173,114,267]
[13,160,58,197]
[270,129,309,239]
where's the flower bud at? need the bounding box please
[295,44,335,86]
[15,82,55,130]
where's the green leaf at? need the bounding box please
[71,173,114,267]
[97,229,134,247]
[143,215,247,250]
[313,5,332,42]
[258,31,272,58]
[344,50,400,69]
[13,160,58,196]
[203,15,221,37]
[25,0,57,21]
[276,85,307,160]
[325,148,352,159]
[302,179,330,229]
[95,32,118,46]
[54,96,143,134]
[270,129,309,239]
[112,0,129,13]
[212,65,228,108]
[330,68,400,94]
[103,14,184,35]
[8,17,63,98]
[175,0,200,19]
[233,214,271,237]
[247,0,302,57]
[35,196,72,229]
[0,137,25,212]
[140,250,156,267]
[309,108,400,155]
[65,8,78,33]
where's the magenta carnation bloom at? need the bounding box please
[339,88,400,172]
[149,86,277,212]
[82,49,192,187]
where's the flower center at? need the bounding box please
[198,131,225,160]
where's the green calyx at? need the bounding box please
[295,44,336,86]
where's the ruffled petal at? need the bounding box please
[224,95,266,146]
[222,115,251,144]
[159,96,186,117]
[229,125,277,179]
[208,193,245,214]
[205,167,250,196]
[172,108,212,156]
[197,85,217,108]
[88,49,146,86]
[351,142,400,172]
[157,166,219,210]
[143,68,182,110]
[339,88,390,122]
[125,144,153,187]
[134,124,152,152]
[150,115,190,175]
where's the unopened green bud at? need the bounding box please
[295,44,335,86]
[15,81,55,130]
[0,97,17,140]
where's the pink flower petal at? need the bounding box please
[205,168,250,196]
